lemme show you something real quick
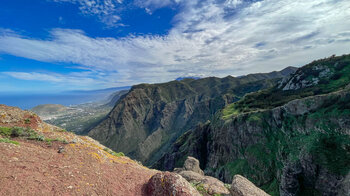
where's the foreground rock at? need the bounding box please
[183,156,204,175]
[174,157,230,195]
[146,171,201,196]
[179,170,231,195]
[231,175,269,196]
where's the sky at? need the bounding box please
[0,0,349,93]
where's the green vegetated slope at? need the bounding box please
[87,67,296,165]
[223,54,350,118]
[155,54,350,196]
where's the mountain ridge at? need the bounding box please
[88,66,297,166]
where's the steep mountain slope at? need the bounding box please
[105,90,129,107]
[155,54,350,195]
[88,67,296,165]
[0,104,157,195]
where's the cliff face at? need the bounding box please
[88,68,296,165]
[155,55,350,195]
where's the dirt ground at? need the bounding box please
[0,104,158,196]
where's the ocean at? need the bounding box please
[0,93,109,109]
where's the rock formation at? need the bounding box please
[174,156,231,195]
[146,171,201,196]
[231,175,269,196]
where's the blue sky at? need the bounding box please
[0,0,349,93]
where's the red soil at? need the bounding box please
[0,105,158,196]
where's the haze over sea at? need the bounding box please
[0,93,102,109]
[0,86,130,109]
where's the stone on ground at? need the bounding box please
[146,171,201,196]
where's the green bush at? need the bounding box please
[0,126,35,138]
[0,127,12,136]
[0,138,19,145]
[103,148,125,157]
[24,118,31,124]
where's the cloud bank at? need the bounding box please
[1,0,350,89]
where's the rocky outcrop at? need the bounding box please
[280,153,345,196]
[182,156,204,175]
[231,175,269,196]
[278,57,339,91]
[338,172,350,196]
[179,171,231,195]
[0,104,42,130]
[146,172,201,196]
[174,157,231,195]
[88,68,296,165]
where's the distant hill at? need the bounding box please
[176,76,201,81]
[105,90,129,107]
[64,86,130,94]
[62,86,131,105]
[31,104,67,116]
[29,89,129,133]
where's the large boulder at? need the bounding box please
[146,172,201,196]
[183,156,204,175]
[177,170,204,182]
[178,170,231,195]
[230,175,270,196]
[174,157,230,195]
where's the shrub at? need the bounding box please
[0,127,12,136]
[103,148,125,157]
[10,127,25,137]
[0,138,19,145]
[24,118,31,124]
[0,126,34,137]
[112,152,125,157]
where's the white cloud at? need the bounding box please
[1,71,102,86]
[52,0,123,27]
[224,0,243,8]
[1,0,350,89]
[134,0,177,11]
[1,70,132,89]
